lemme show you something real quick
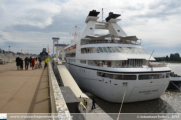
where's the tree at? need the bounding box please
[170,54,174,61]
[166,55,168,61]
[175,53,180,61]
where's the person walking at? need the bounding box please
[92,96,96,110]
[38,57,42,68]
[82,99,87,110]
[29,56,32,67]
[15,56,20,70]
[25,57,29,70]
[31,57,36,70]
[20,58,23,70]
[44,57,49,69]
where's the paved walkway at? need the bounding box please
[0,62,50,113]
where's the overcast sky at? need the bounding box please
[0,0,181,57]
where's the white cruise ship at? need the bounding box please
[65,10,171,103]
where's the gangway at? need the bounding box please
[53,58,88,98]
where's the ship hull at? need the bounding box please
[66,63,170,103]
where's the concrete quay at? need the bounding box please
[0,62,50,113]
[0,60,113,120]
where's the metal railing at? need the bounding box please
[149,62,167,68]
[81,41,141,46]
[81,47,148,54]
[87,60,144,68]
[0,54,22,64]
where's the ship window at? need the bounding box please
[139,75,151,80]
[110,47,116,52]
[80,60,86,64]
[117,30,120,32]
[97,72,101,76]
[137,48,147,54]
[118,47,123,52]
[97,72,136,80]
[102,47,108,52]
[122,47,133,53]
[107,47,112,53]
[90,28,93,30]
[166,73,170,78]
[132,48,141,54]
[114,75,136,80]
[114,47,120,52]
[139,74,164,80]
[98,47,104,52]
[105,74,113,79]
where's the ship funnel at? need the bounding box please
[85,10,100,23]
[88,10,100,17]
[105,12,120,22]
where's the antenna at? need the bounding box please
[147,50,154,66]
[74,26,78,41]
[102,8,103,22]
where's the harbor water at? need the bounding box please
[94,89,181,113]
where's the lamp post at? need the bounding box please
[8,46,10,63]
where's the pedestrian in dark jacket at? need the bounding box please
[25,57,29,70]
[20,58,23,70]
[29,57,32,67]
[92,96,96,109]
[38,57,42,68]
[16,56,21,70]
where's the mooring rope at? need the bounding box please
[117,87,127,120]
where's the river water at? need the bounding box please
[86,63,181,113]
[92,89,181,113]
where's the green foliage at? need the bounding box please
[155,53,181,62]
[166,55,168,61]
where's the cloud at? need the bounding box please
[136,0,181,19]
[0,6,3,16]
[0,0,181,56]
[13,2,61,28]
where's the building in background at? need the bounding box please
[0,48,3,54]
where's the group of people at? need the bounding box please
[16,56,36,70]
[82,96,96,110]
[15,56,49,70]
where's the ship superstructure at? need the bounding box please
[65,10,171,103]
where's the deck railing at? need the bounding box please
[149,62,167,68]
[81,40,141,46]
